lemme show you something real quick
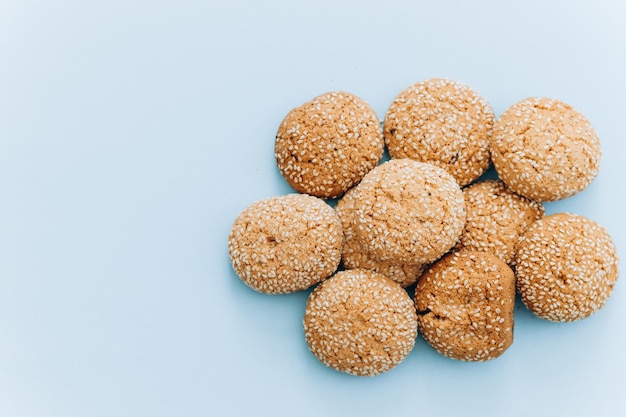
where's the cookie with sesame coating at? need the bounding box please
[415,251,516,362]
[335,186,425,287]
[352,159,466,265]
[515,213,619,322]
[455,180,544,265]
[228,194,342,294]
[384,78,495,186]
[275,91,384,199]
[490,97,601,202]
[303,269,418,376]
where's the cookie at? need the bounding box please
[303,269,418,376]
[352,159,466,265]
[228,194,342,294]
[415,251,516,361]
[515,213,619,322]
[490,97,601,202]
[455,180,544,265]
[335,186,425,287]
[384,78,495,186]
[275,91,384,198]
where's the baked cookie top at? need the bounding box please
[303,269,418,376]
[384,78,494,186]
[515,213,619,322]
[490,97,601,202]
[228,194,342,294]
[415,251,516,361]
[275,91,384,198]
[352,159,466,265]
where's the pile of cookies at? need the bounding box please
[228,79,619,376]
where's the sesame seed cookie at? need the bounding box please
[515,213,619,322]
[303,269,418,376]
[455,180,544,265]
[384,78,495,186]
[490,97,601,202]
[415,251,516,362]
[275,91,384,198]
[335,186,425,287]
[352,159,466,265]
[228,194,342,294]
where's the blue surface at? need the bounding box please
[1,1,625,416]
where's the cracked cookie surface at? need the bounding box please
[335,186,425,287]
[415,251,516,361]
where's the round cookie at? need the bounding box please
[303,269,418,376]
[384,78,495,186]
[275,91,384,198]
[515,213,619,322]
[353,159,466,265]
[456,180,544,265]
[228,194,342,294]
[490,97,601,202]
[335,186,425,287]
[415,251,516,362]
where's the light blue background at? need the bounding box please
[1,1,625,416]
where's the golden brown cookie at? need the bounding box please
[228,194,342,294]
[515,213,619,322]
[303,269,418,376]
[352,159,466,265]
[335,187,424,287]
[275,91,384,198]
[456,180,544,265]
[415,251,516,362]
[384,78,494,186]
[490,97,601,202]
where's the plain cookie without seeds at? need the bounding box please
[456,180,544,265]
[303,269,418,376]
[352,159,466,265]
[384,78,495,186]
[335,186,425,288]
[228,194,342,294]
[275,91,384,199]
[415,251,516,362]
[515,213,619,322]
[490,97,601,202]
